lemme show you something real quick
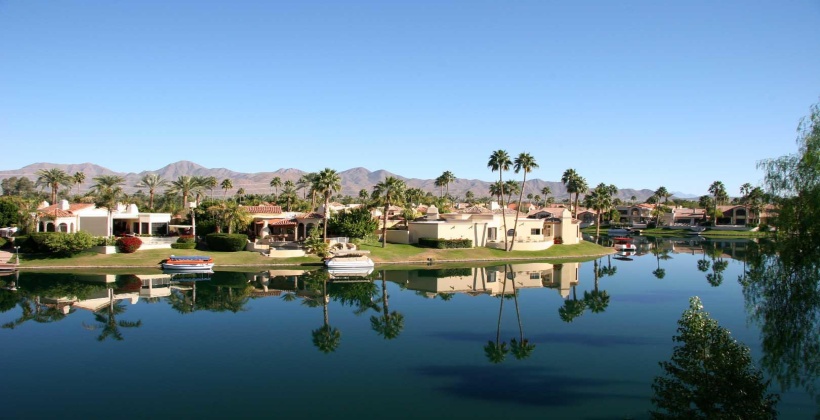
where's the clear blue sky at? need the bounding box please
[1,1,818,197]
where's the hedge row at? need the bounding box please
[418,238,472,249]
[171,242,197,249]
[206,233,248,252]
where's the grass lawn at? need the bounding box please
[15,241,613,269]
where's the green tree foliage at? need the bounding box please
[0,196,21,227]
[41,231,96,256]
[651,296,778,419]
[1,176,37,197]
[302,228,329,258]
[205,233,248,251]
[327,207,378,239]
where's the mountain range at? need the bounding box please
[0,160,680,203]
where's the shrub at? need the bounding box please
[41,231,96,256]
[0,237,6,249]
[171,242,197,249]
[206,233,248,252]
[327,207,378,239]
[116,236,142,253]
[418,238,472,249]
[177,236,196,244]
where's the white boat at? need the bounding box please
[613,237,637,252]
[607,227,634,236]
[324,254,375,269]
[161,255,215,271]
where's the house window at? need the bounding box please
[529,272,541,280]
[487,227,497,241]
[486,271,497,283]
[507,229,515,237]
[531,228,541,235]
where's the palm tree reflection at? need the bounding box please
[84,289,142,341]
[484,266,509,364]
[370,270,404,340]
[310,272,340,353]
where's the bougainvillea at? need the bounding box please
[116,236,142,253]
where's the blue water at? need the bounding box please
[0,238,817,419]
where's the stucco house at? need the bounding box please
[389,202,581,250]
[35,200,171,237]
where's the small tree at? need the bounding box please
[651,296,778,419]
[303,228,329,258]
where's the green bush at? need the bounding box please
[116,236,142,253]
[418,238,472,249]
[418,267,472,277]
[41,231,96,256]
[171,242,197,249]
[0,237,6,249]
[328,207,379,239]
[177,236,196,244]
[206,233,248,252]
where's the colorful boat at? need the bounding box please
[613,237,637,252]
[161,255,214,271]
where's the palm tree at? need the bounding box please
[488,150,512,251]
[35,168,72,204]
[208,201,250,233]
[220,178,233,197]
[313,168,341,241]
[135,173,168,211]
[72,171,85,195]
[91,175,126,236]
[510,153,538,251]
[236,187,245,203]
[404,188,424,207]
[168,176,204,211]
[540,186,551,205]
[358,188,369,204]
[434,175,445,198]
[370,271,405,339]
[280,180,297,211]
[562,169,587,219]
[708,181,727,226]
[739,183,754,226]
[489,181,504,202]
[504,179,520,206]
[584,183,613,237]
[440,171,455,199]
[203,176,218,201]
[270,176,282,197]
[373,176,406,248]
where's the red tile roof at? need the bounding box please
[243,205,283,214]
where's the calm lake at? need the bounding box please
[1,237,817,419]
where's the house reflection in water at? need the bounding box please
[385,262,580,299]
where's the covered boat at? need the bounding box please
[324,253,375,270]
[161,255,215,271]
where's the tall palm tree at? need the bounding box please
[404,187,424,206]
[280,180,297,211]
[562,169,587,219]
[510,153,538,251]
[202,176,218,201]
[91,175,125,236]
[440,171,455,198]
[584,183,613,237]
[270,176,282,197]
[739,183,754,226]
[208,201,250,234]
[373,176,406,248]
[488,150,512,251]
[313,168,341,241]
[708,181,727,226]
[135,173,168,211]
[489,181,504,203]
[168,176,197,211]
[540,186,551,205]
[220,178,233,198]
[434,175,445,198]
[35,168,72,205]
[72,171,86,195]
[370,271,405,339]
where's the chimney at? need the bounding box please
[60,200,70,211]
